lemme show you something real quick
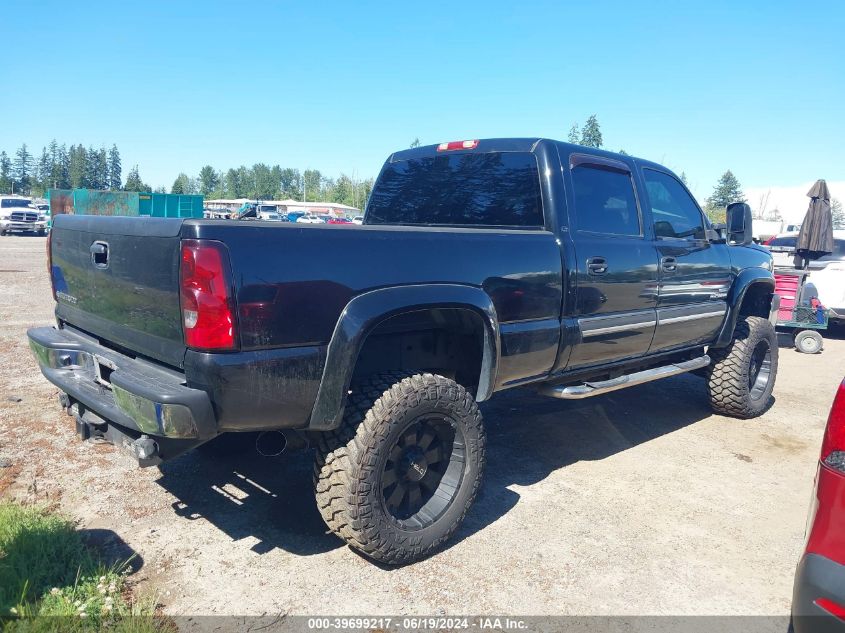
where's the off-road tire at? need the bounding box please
[313,372,486,565]
[707,316,778,418]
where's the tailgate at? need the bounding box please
[50,215,187,368]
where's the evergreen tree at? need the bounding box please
[832,199,845,230]
[567,123,580,143]
[680,171,689,186]
[409,138,421,148]
[13,144,33,193]
[580,115,603,148]
[124,165,148,192]
[171,173,191,194]
[708,170,746,209]
[198,165,219,196]
[33,146,51,196]
[0,151,12,193]
[68,145,87,188]
[108,145,122,190]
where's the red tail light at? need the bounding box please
[437,140,479,151]
[179,240,237,351]
[820,379,845,468]
[46,231,56,301]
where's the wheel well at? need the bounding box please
[351,308,486,394]
[738,282,773,319]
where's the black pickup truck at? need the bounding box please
[28,138,779,564]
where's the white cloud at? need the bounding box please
[743,180,845,225]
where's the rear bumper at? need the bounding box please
[28,326,216,457]
[792,554,845,632]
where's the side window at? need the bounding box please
[571,165,640,236]
[643,169,706,240]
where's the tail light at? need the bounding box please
[179,240,237,351]
[46,231,56,301]
[820,379,845,470]
[437,140,479,151]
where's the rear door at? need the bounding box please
[564,154,659,368]
[640,168,732,352]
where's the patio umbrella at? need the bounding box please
[795,179,834,268]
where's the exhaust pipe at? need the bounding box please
[255,430,287,457]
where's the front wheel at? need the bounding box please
[314,372,486,565]
[707,316,778,418]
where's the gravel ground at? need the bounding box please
[2,235,844,617]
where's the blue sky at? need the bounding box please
[2,0,843,205]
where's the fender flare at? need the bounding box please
[307,284,500,431]
[712,268,776,348]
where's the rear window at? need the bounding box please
[366,152,543,227]
[769,236,797,248]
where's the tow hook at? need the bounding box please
[132,435,159,461]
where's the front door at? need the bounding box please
[564,154,659,369]
[640,168,732,352]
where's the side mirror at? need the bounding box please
[726,202,753,245]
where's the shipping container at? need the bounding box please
[47,189,203,219]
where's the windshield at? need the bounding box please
[1,198,32,209]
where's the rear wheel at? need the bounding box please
[794,329,823,354]
[707,316,778,418]
[314,372,485,565]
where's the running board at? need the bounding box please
[536,355,710,400]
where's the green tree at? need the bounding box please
[303,169,322,202]
[13,144,33,193]
[198,165,219,196]
[0,151,12,193]
[567,122,580,143]
[108,145,122,190]
[171,172,191,194]
[34,146,51,196]
[87,147,108,190]
[251,163,277,199]
[68,145,87,188]
[707,170,746,209]
[123,165,148,192]
[410,137,421,148]
[224,168,244,198]
[618,149,628,155]
[580,115,603,148]
[680,171,689,186]
[832,198,845,230]
[279,168,300,199]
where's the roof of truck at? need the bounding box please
[387,137,669,174]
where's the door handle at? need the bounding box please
[587,256,608,275]
[661,256,677,272]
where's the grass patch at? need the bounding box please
[0,501,167,632]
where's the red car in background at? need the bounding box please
[793,378,845,632]
[326,217,353,225]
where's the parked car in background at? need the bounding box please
[765,231,845,270]
[792,377,845,632]
[327,217,352,225]
[286,211,306,223]
[352,215,364,225]
[296,214,325,223]
[0,196,48,236]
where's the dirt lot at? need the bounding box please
[2,235,844,617]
